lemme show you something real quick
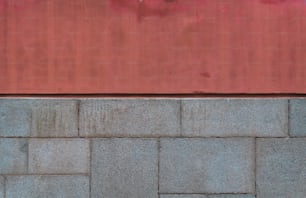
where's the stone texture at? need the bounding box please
[79,99,180,137]
[208,195,255,198]
[91,138,158,198]
[160,196,255,198]
[30,100,78,137]
[0,100,31,137]
[256,138,306,198]
[160,195,207,198]
[6,175,89,198]
[29,139,89,174]
[0,138,27,174]
[289,99,306,137]
[160,138,255,194]
[0,99,78,137]
[0,176,4,198]
[181,99,288,137]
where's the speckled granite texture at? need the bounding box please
[0,98,305,198]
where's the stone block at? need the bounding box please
[0,100,32,137]
[256,138,306,198]
[160,138,255,193]
[29,139,89,174]
[0,99,78,137]
[0,176,4,198]
[182,99,288,137]
[79,99,180,137]
[91,138,158,198]
[6,175,89,198]
[160,195,207,198]
[30,100,78,137]
[0,138,27,174]
[289,99,306,137]
[208,195,255,198]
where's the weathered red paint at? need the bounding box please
[0,0,306,94]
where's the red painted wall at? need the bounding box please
[0,0,306,94]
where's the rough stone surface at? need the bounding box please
[0,100,31,137]
[160,195,255,198]
[91,138,158,198]
[208,195,255,198]
[0,99,78,137]
[289,99,306,137]
[160,138,255,194]
[181,99,288,137]
[30,100,79,137]
[29,139,89,174]
[0,176,4,198]
[6,175,89,198]
[0,138,27,174]
[256,138,306,198]
[160,195,207,198]
[79,99,180,137]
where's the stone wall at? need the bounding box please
[0,98,305,198]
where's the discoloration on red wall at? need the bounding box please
[0,0,306,94]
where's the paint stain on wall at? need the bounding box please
[0,0,42,11]
[109,0,306,19]
[109,0,206,20]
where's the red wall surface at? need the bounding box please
[0,0,306,94]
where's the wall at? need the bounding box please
[1,0,306,93]
[0,97,305,198]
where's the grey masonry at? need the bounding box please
[289,99,306,137]
[79,99,180,137]
[256,138,306,198]
[159,138,255,194]
[160,195,255,198]
[0,99,78,137]
[29,139,90,174]
[0,98,305,197]
[6,176,89,198]
[0,176,3,198]
[0,139,27,174]
[181,99,288,137]
[91,138,158,198]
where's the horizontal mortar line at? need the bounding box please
[1,173,89,176]
[39,136,286,139]
[0,137,90,139]
[0,94,306,98]
[0,136,305,139]
[159,192,254,195]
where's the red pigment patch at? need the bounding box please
[109,0,306,19]
[261,0,306,5]
[109,0,207,19]
[0,0,41,11]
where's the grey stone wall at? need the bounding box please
[0,98,305,198]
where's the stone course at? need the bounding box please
[289,99,306,137]
[6,175,89,198]
[0,139,27,174]
[256,138,306,198]
[79,99,180,137]
[0,176,3,198]
[0,99,78,137]
[182,99,288,137]
[91,138,158,198]
[159,138,254,194]
[0,98,305,197]
[29,139,90,174]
